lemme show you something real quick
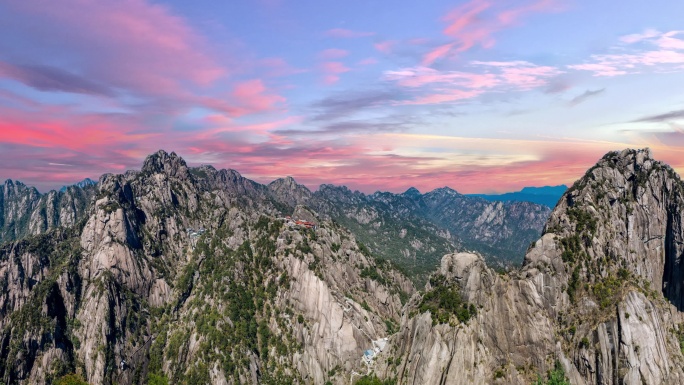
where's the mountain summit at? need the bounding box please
[373,148,684,384]
[3,149,674,384]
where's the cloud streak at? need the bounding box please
[632,109,684,123]
[569,88,605,106]
[422,0,560,65]
[384,61,563,104]
[2,0,225,97]
[569,30,684,77]
[0,62,115,96]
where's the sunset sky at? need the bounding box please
[2,0,684,193]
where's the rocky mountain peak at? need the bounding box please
[141,149,189,178]
[268,176,312,207]
[427,186,460,197]
[268,176,300,189]
[402,186,421,198]
[59,177,97,193]
[536,147,684,310]
[378,149,684,385]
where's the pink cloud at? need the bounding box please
[470,60,535,67]
[258,57,308,77]
[198,79,286,117]
[0,106,158,156]
[442,0,492,37]
[496,0,558,24]
[374,41,396,54]
[620,29,661,44]
[231,79,286,113]
[569,31,684,77]
[3,0,225,97]
[385,66,499,88]
[656,31,684,50]
[199,116,302,137]
[385,62,561,104]
[320,62,351,85]
[422,43,455,66]
[498,64,563,89]
[401,90,483,105]
[358,57,379,66]
[423,0,560,65]
[326,28,375,38]
[318,48,350,60]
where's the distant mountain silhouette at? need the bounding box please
[59,177,97,192]
[468,185,567,207]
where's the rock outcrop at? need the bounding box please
[374,149,684,385]
[0,178,95,244]
[4,148,682,385]
[0,150,414,385]
[265,179,552,283]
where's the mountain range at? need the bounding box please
[469,185,568,208]
[2,160,550,284]
[1,148,683,384]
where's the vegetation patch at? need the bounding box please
[418,274,476,325]
[355,374,396,385]
[534,360,570,385]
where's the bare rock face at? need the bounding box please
[6,148,684,385]
[0,150,414,385]
[376,149,684,385]
[268,177,312,208]
[420,187,551,263]
[265,178,551,285]
[0,179,95,244]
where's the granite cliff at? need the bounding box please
[373,148,684,384]
[0,151,413,384]
[3,148,678,385]
[0,179,95,244]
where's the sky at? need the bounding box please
[2,0,684,194]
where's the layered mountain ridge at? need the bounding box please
[469,185,567,208]
[267,178,551,279]
[0,150,413,384]
[2,153,550,282]
[372,148,684,384]
[3,148,683,385]
[0,178,96,245]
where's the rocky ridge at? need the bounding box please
[0,179,95,245]
[1,148,670,385]
[373,148,684,384]
[0,151,413,385]
[267,179,551,281]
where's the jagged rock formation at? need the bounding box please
[417,187,550,262]
[267,179,551,281]
[60,178,97,193]
[374,148,684,384]
[6,148,670,385]
[0,151,413,385]
[0,179,95,244]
